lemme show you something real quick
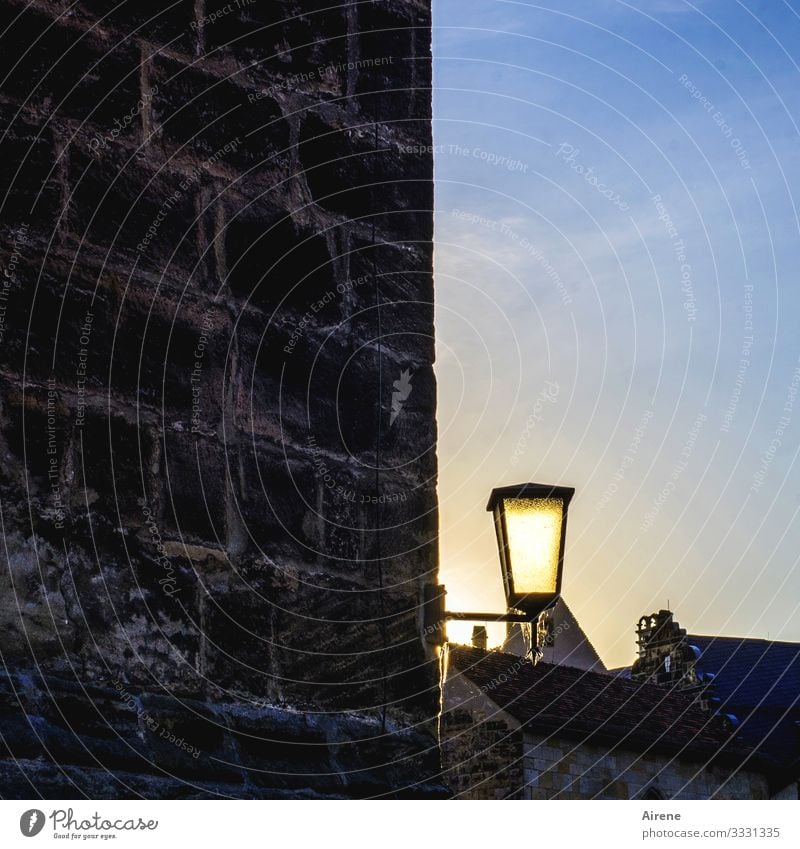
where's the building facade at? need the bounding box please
[442,645,776,799]
[617,610,800,798]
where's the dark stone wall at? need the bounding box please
[440,707,524,800]
[0,0,441,798]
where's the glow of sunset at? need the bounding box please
[503,497,563,594]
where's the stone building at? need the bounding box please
[630,609,705,691]
[616,610,800,798]
[441,645,781,799]
[0,0,443,797]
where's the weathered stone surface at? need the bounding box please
[0,670,444,798]
[0,0,441,797]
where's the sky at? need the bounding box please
[432,0,800,667]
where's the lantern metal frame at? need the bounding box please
[486,483,575,615]
[424,483,575,646]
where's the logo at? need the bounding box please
[390,368,413,426]
[20,810,45,837]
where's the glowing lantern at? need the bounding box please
[487,483,574,615]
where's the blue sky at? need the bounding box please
[432,0,800,666]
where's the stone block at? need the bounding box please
[70,1,196,54]
[231,440,317,557]
[0,532,76,662]
[161,432,227,542]
[151,57,289,169]
[67,146,204,279]
[298,112,385,219]
[0,117,63,244]
[354,0,422,121]
[223,200,335,314]
[203,0,348,89]
[0,8,140,124]
[226,707,337,792]
[78,411,156,523]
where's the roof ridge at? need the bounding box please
[450,645,699,702]
[688,634,800,649]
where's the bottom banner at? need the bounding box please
[1,800,797,848]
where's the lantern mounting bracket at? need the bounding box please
[423,583,555,645]
[443,610,534,623]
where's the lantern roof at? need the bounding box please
[486,483,575,512]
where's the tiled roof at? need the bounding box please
[448,645,759,766]
[687,635,800,708]
[686,635,800,761]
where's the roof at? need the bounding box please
[538,597,606,672]
[686,635,800,762]
[687,635,800,709]
[447,645,760,767]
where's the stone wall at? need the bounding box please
[522,732,771,800]
[440,655,524,798]
[442,710,770,800]
[0,0,442,798]
[440,709,524,799]
[442,668,769,800]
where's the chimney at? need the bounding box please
[471,626,488,651]
[631,610,702,691]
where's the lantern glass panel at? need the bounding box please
[503,496,563,595]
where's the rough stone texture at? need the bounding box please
[521,732,770,800]
[0,0,442,797]
[440,707,524,800]
[441,652,772,800]
[439,650,524,799]
[632,609,704,691]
